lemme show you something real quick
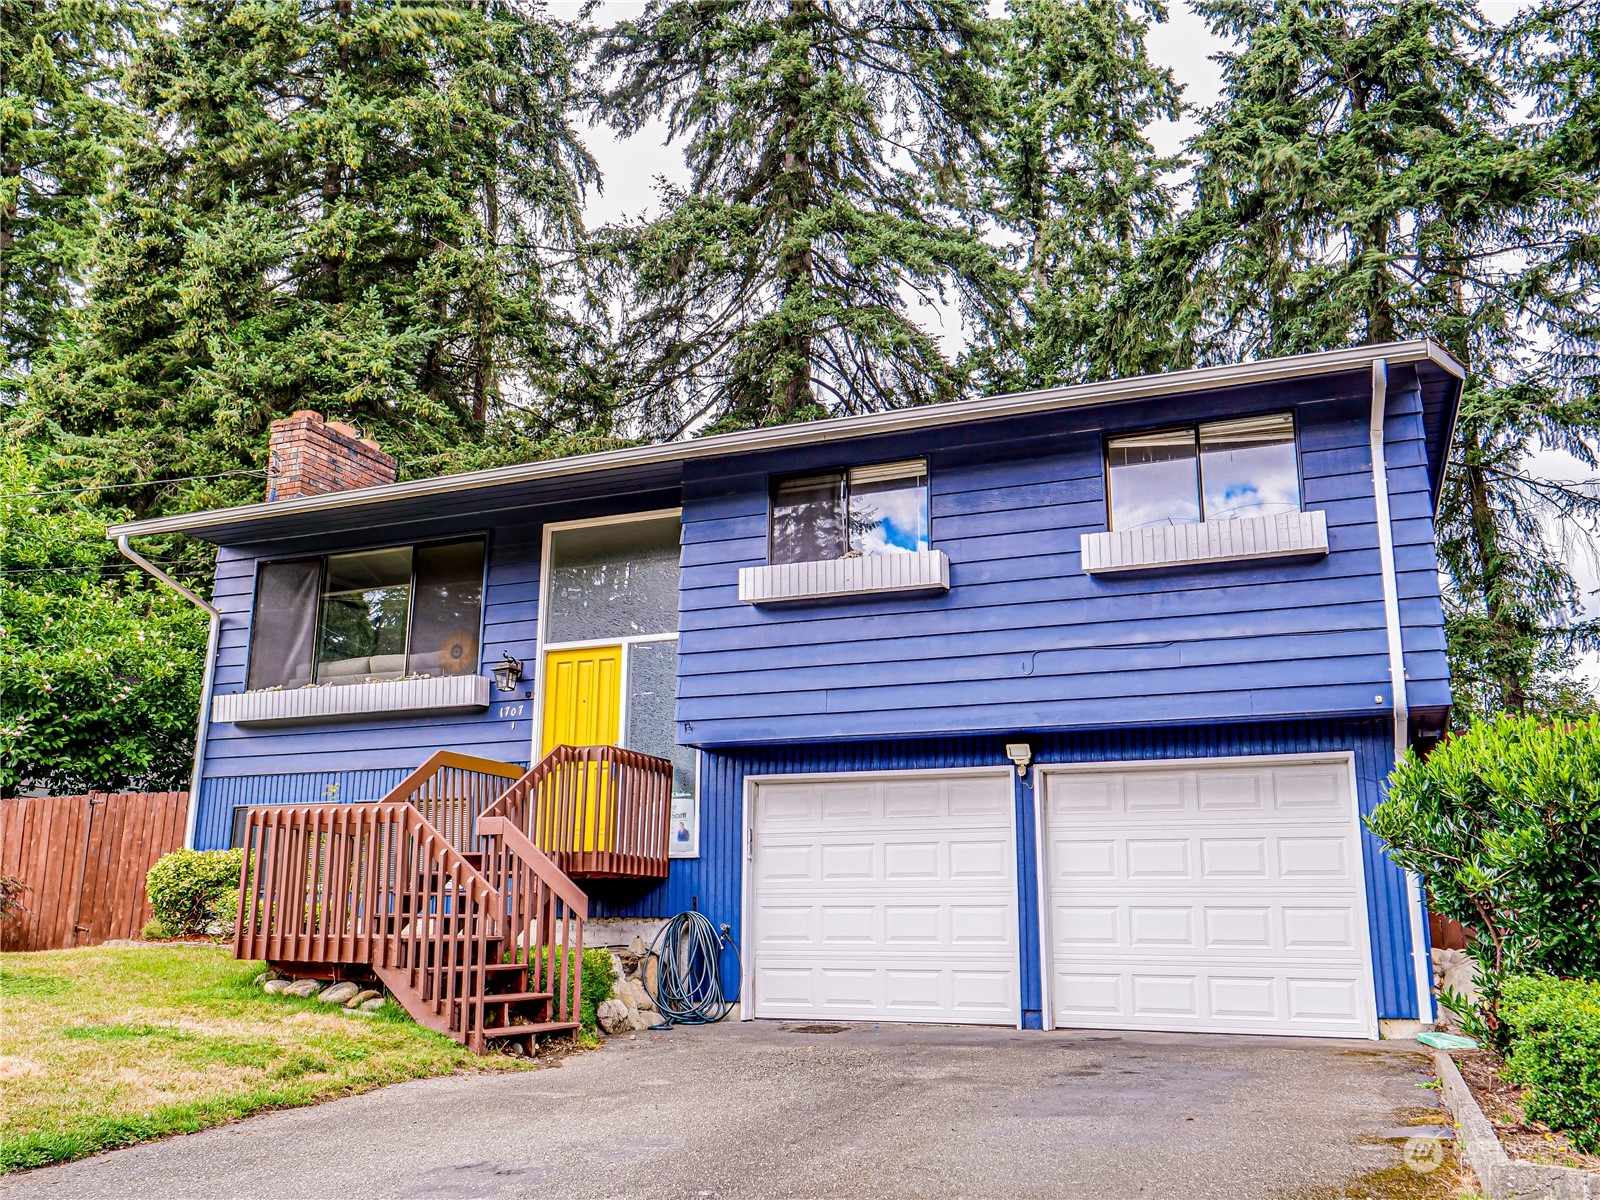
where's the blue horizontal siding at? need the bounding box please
[594,716,1422,1024]
[675,371,1450,745]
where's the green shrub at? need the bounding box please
[1366,714,1600,1040]
[1500,976,1600,1153]
[145,849,243,938]
[580,947,615,1032]
[531,946,614,1032]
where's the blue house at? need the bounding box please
[111,340,1460,1044]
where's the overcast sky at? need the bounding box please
[553,0,1600,677]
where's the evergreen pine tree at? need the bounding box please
[1,0,147,395]
[15,0,598,516]
[592,0,1013,435]
[977,0,1182,391]
[1116,0,1600,718]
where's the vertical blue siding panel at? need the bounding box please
[592,716,1420,1021]
[193,768,414,850]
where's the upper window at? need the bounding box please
[1106,413,1300,531]
[769,459,929,565]
[247,538,485,690]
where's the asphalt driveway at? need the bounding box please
[1,1022,1457,1200]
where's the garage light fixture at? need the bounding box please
[1005,743,1032,776]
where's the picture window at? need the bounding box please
[246,538,485,690]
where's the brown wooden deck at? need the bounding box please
[233,746,671,1053]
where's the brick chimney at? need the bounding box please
[266,411,398,501]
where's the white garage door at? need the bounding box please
[748,771,1020,1025]
[1041,757,1376,1038]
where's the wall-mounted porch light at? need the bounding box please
[491,653,524,692]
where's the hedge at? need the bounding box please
[1500,975,1600,1154]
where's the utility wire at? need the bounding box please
[0,468,266,500]
[4,563,195,575]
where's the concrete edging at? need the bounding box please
[1432,1049,1600,1199]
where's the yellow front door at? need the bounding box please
[541,645,622,750]
[541,645,622,851]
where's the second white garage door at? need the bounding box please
[1040,757,1377,1039]
[748,770,1019,1025]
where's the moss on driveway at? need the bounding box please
[0,943,529,1173]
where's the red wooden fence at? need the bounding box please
[0,792,189,952]
[1430,912,1469,952]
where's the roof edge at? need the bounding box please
[108,339,1463,541]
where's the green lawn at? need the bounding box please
[0,944,531,1173]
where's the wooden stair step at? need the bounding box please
[469,991,553,1006]
[485,1021,580,1038]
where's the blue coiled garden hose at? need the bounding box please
[642,910,740,1027]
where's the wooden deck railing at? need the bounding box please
[234,800,502,1042]
[477,815,588,1025]
[232,751,588,1053]
[483,745,673,880]
[386,751,525,853]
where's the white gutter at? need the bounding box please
[107,339,1465,542]
[117,536,219,850]
[1368,361,1434,1024]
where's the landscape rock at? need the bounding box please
[628,935,649,958]
[626,979,656,1012]
[318,981,361,1006]
[615,985,640,1020]
[596,998,630,1034]
[1433,949,1481,1025]
[281,979,323,999]
[254,970,284,987]
[610,952,629,989]
[346,989,382,1009]
[359,997,386,1012]
[262,978,292,995]
[628,1008,655,1032]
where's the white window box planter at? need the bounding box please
[212,674,493,727]
[739,549,951,605]
[1080,510,1329,575]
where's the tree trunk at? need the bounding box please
[319,0,354,302]
[472,171,499,425]
[1462,426,1528,713]
[772,0,818,424]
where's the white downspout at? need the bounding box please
[118,536,219,850]
[1368,360,1434,1025]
